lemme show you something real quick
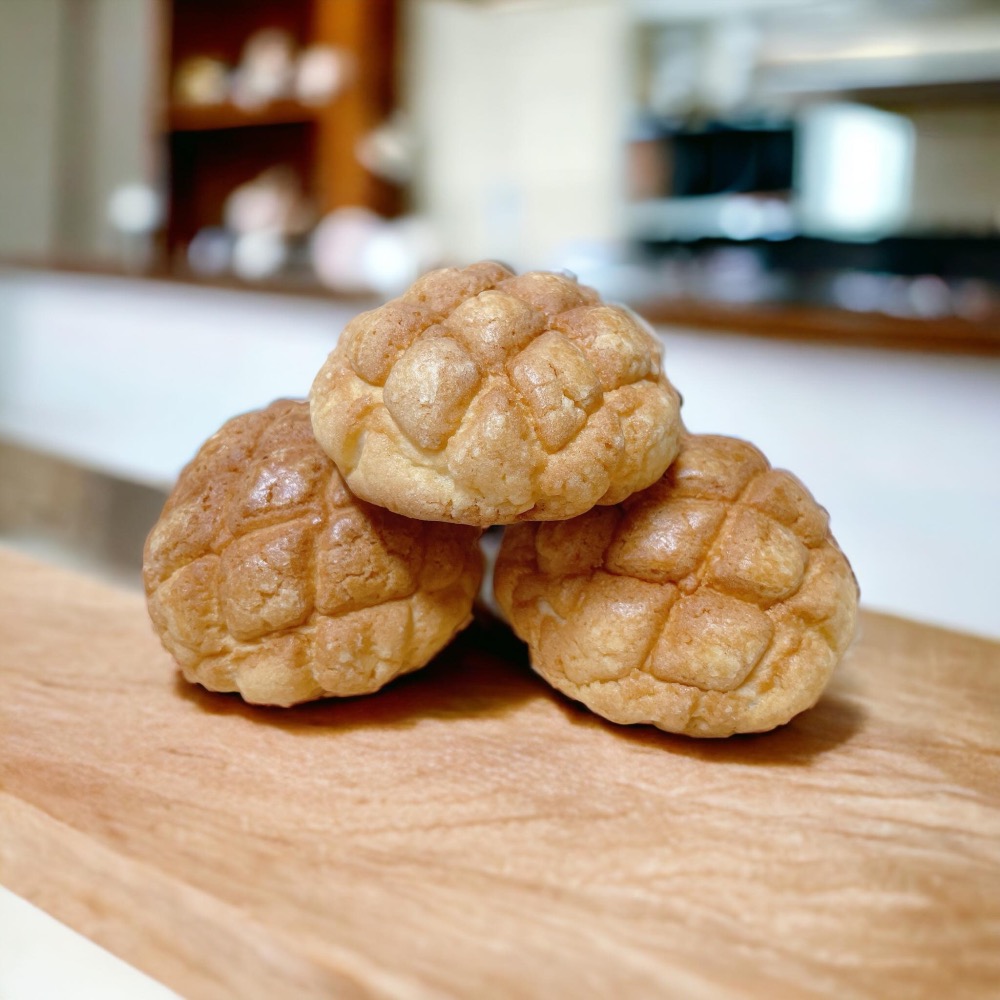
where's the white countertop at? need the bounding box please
[3,267,998,637]
[0,887,178,999]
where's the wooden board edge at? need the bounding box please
[0,793,410,1000]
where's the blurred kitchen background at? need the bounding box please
[3,0,1000,321]
[1,0,999,640]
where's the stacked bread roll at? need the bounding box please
[145,262,858,737]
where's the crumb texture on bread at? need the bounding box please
[143,400,482,705]
[494,434,859,737]
[309,262,683,526]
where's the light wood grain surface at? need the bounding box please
[1,546,998,998]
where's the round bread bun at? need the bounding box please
[309,261,682,526]
[494,434,859,737]
[143,400,482,706]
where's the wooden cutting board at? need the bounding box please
[1,545,998,998]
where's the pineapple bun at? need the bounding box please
[143,400,482,706]
[309,261,683,526]
[494,434,859,737]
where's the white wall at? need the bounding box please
[0,0,62,258]
[0,0,157,263]
[80,0,160,260]
[407,0,629,269]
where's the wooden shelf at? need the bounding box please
[161,0,400,259]
[638,296,1000,354]
[168,99,322,132]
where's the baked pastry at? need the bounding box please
[143,400,482,706]
[494,434,859,737]
[309,262,682,526]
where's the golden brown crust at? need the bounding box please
[143,400,482,706]
[494,434,859,737]
[309,263,683,526]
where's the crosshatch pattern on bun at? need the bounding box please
[309,262,683,526]
[494,434,859,737]
[143,400,483,706]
